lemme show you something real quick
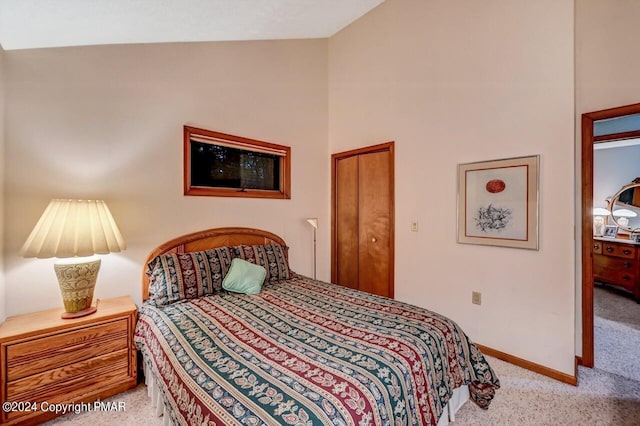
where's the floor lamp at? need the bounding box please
[306,218,318,279]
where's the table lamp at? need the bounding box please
[612,208,637,228]
[306,218,318,280]
[592,207,610,237]
[20,199,126,319]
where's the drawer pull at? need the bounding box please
[623,275,631,281]
[594,244,600,250]
[624,262,632,268]
[63,376,87,386]
[59,343,88,352]
[623,249,632,255]
[606,247,614,253]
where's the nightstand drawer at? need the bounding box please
[4,350,129,422]
[6,319,128,381]
[7,349,129,416]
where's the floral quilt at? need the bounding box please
[134,274,500,425]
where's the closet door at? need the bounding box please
[358,151,391,297]
[332,142,394,298]
[335,155,359,290]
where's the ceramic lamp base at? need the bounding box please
[54,257,101,319]
[618,216,630,228]
[593,216,605,237]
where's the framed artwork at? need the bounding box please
[457,155,539,250]
[603,225,618,239]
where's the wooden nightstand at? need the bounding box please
[0,296,137,425]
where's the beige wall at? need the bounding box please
[329,0,576,374]
[0,43,5,323]
[4,40,329,315]
[574,0,640,354]
[576,0,640,112]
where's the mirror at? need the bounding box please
[608,180,640,232]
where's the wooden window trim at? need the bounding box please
[593,129,640,143]
[183,126,291,199]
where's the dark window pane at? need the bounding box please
[619,187,637,206]
[190,141,280,191]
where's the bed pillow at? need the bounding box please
[147,247,234,306]
[231,244,291,283]
[222,258,267,294]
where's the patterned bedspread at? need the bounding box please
[134,274,500,425]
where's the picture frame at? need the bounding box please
[603,225,619,239]
[457,155,539,250]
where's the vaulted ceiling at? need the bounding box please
[0,0,384,50]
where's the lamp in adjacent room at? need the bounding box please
[592,207,610,236]
[613,208,637,228]
[306,218,318,280]
[20,199,126,319]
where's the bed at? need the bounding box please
[134,227,499,425]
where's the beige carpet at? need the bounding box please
[455,357,640,425]
[594,285,640,383]
[43,382,160,426]
[44,288,640,425]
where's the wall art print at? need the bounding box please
[457,155,539,250]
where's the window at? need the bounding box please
[184,126,291,199]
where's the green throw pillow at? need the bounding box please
[222,258,267,294]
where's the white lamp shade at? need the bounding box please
[306,218,318,229]
[20,199,126,258]
[613,208,637,218]
[593,207,611,216]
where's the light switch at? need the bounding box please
[472,291,482,305]
[411,220,419,232]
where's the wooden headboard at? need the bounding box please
[141,227,288,301]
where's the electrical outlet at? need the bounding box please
[472,291,482,305]
[411,220,419,232]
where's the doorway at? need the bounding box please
[581,102,640,368]
[331,142,395,298]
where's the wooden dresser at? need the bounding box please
[593,238,640,302]
[0,296,137,425]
